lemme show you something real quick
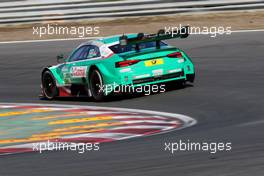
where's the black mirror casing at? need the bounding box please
[57,54,65,63]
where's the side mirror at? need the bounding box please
[57,54,65,63]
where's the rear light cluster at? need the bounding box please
[116,51,184,68]
[167,52,183,58]
[115,60,139,67]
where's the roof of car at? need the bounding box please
[97,33,138,45]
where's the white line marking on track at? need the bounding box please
[237,120,264,127]
[121,120,179,124]
[232,29,264,33]
[112,125,172,130]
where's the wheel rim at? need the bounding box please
[43,74,56,98]
[91,70,103,97]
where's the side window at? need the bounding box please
[85,46,101,59]
[69,46,87,62]
[69,45,101,62]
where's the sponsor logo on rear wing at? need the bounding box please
[119,26,189,47]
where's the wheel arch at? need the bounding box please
[41,67,52,80]
[41,67,59,99]
[88,65,100,78]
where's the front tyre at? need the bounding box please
[42,71,58,100]
[89,69,105,101]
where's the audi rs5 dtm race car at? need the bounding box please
[40,26,195,101]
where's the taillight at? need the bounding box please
[115,60,139,67]
[167,52,183,58]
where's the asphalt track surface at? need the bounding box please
[0,32,264,176]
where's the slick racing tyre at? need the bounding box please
[42,71,58,100]
[89,69,105,101]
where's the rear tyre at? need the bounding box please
[177,79,186,88]
[89,69,105,101]
[42,71,58,100]
[186,73,195,83]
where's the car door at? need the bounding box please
[66,45,101,84]
[58,45,86,85]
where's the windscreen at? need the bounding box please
[109,41,167,54]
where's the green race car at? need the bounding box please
[41,26,195,101]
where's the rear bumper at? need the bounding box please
[133,71,184,85]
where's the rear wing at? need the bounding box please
[119,26,189,48]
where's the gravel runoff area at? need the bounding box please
[0,10,263,42]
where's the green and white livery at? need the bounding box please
[41,26,195,101]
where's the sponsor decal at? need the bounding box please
[133,74,151,79]
[152,69,163,77]
[177,59,185,63]
[119,68,131,73]
[168,68,182,73]
[145,58,164,67]
[71,66,87,78]
[63,72,71,84]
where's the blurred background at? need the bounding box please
[0,0,263,41]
